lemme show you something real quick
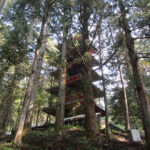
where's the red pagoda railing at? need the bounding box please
[66,74,82,84]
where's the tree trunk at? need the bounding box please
[25,17,49,129]
[126,58,143,121]
[14,96,24,133]
[55,12,68,134]
[117,59,131,131]
[98,4,111,139]
[83,67,99,138]
[99,43,111,140]
[119,0,150,147]
[0,64,21,136]
[14,1,50,145]
[36,106,40,126]
[81,0,99,139]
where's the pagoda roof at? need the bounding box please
[46,83,103,98]
[57,41,97,55]
[66,71,101,84]
[42,102,105,117]
[67,55,99,68]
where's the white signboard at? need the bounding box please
[131,129,141,142]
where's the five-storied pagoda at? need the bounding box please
[43,36,105,125]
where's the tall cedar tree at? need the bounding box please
[25,17,50,129]
[117,58,131,131]
[98,0,111,140]
[119,0,150,147]
[55,0,70,134]
[80,0,99,139]
[14,0,50,144]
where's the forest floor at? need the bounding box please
[0,126,146,150]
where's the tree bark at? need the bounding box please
[99,41,111,140]
[25,17,50,129]
[36,106,40,126]
[117,59,131,131]
[97,2,111,139]
[83,66,99,138]
[55,9,68,134]
[119,0,150,147]
[14,1,50,145]
[14,96,24,133]
[81,0,99,139]
[126,58,143,121]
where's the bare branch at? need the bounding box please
[95,48,119,71]
[71,37,88,71]
[137,52,150,59]
[138,56,150,59]
[133,36,150,40]
[87,22,99,52]
[49,0,58,6]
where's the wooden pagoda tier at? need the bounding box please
[51,55,100,79]
[44,81,105,118]
[46,83,103,100]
